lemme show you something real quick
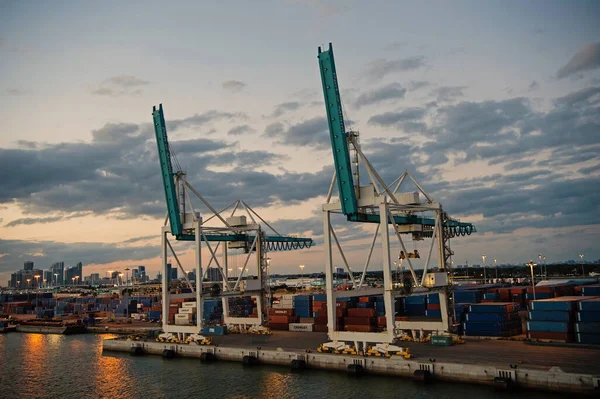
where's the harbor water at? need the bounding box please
[0,333,579,398]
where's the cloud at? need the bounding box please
[6,88,31,96]
[528,81,540,91]
[431,86,467,102]
[167,110,248,131]
[271,102,302,117]
[0,113,332,222]
[221,80,246,93]
[363,56,426,81]
[5,212,91,227]
[557,41,600,79]
[367,108,426,132]
[92,75,151,96]
[354,83,406,108]
[263,117,330,149]
[407,81,430,91]
[228,124,256,136]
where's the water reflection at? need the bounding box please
[21,334,48,398]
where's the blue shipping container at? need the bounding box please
[578,300,600,312]
[577,312,600,322]
[530,299,581,312]
[527,321,572,333]
[528,311,572,322]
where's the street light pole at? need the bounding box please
[299,264,305,290]
[494,258,498,281]
[482,254,487,283]
[527,260,537,300]
[579,254,584,276]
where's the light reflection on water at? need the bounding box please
[0,334,575,399]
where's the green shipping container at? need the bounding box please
[431,335,453,346]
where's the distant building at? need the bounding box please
[335,267,346,278]
[51,262,65,285]
[65,262,83,285]
[24,261,34,271]
[207,267,221,282]
[166,263,177,282]
[138,265,147,282]
[90,273,100,285]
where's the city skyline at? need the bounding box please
[1,1,599,283]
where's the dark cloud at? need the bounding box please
[228,125,256,136]
[263,117,330,149]
[271,102,302,118]
[5,212,91,227]
[504,160,534,171]
[0,114,331,224]
[431,86,466,102]
[528,81,540,91]
[557,41,600,79]
[6,88,31,96]
[166,110,248,131]
[363,56,426,81]
[221,80,246,93]
[354,83,406,108]
[367,108,426,133]
[92,75,150,96]
[407,81,430,91]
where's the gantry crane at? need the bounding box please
[152,104,312,341]
[317,44,476,353]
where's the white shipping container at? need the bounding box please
[182,302,197,308]
[174,318,191,326]
[175,313,191,320]
[179,307,196,314]
[289,323,313,332]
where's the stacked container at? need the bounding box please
[575,298,600,344]
[202,299,223,324]
[582,285,600,296]
[227,296,255,318]
[463,303,521,337]
[293,295,313,318]
[527,296,584,342]
[425,293,441,318]
[268,307,296,330]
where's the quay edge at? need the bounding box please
[102,338,600,395]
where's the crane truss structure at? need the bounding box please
[317,44,476,349]
[152,104,313,339]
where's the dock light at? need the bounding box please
[26,278,31,289]
[526,260,537,300]
[579,254,584,276]
[54,273,59,287]
[34,275,40,288]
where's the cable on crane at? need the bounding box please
[265,241,313,252]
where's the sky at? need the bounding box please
[1,0,599,283]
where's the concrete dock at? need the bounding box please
[103,331,600,394]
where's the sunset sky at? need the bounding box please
[1,0,599,283]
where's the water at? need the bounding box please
[0,333,579,399]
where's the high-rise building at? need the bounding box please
[50,262,65,285]
[65,262,83,285]
[166,263,178,282]
[24,261,34,271]
[132,268,139,282]
[138,265,147,282]
[90,273,100,285]
[207,267,221,282]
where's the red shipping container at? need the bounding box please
[269,323,289,331]
[336,308,346,318]
[314,324,328,332]
[395,316,409,321]
[377,316,387,327]
[347,308,376,317]
[528,332,574,342]
[344,325,372,332]
[268,308,294,316]
[344,316,373,325]
[336,302,348,309]
[269,315,292,324]
[359,297,372,303]
[314,316,328,325]
[426,303,441,310]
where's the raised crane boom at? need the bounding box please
[152,104,183,238]
[317,43,475,236]
[318,44,358,216]
[152,104,313,250]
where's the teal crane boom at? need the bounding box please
[152,104,313,250]
[317,43,475,235]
